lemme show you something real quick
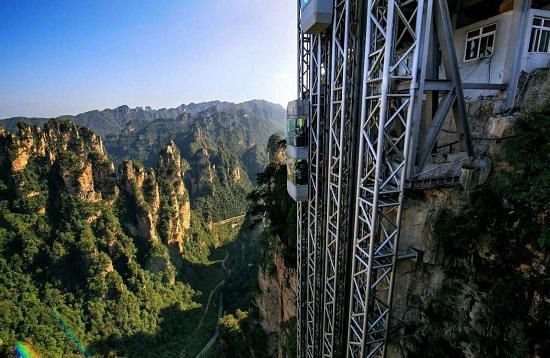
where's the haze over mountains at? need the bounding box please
[1,99,286,138]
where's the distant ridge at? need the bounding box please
[0,99,285,137]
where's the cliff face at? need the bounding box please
[387,105,550,356]
[0,121,117,204]
[0,120,192,267]
[267,134,286,165]
[388,187,475,356]
[188,148,215,194]
[118,160,157,241]
[257,253,298,358]
[157,141,191,246]
[389,185,549,357]
[118,141,191,256]
[255,133,298,358]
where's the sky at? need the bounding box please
[0,0,298,119]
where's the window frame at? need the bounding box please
[464,23,497,62]
[528,16,550,53]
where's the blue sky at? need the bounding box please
[0,1,297,118]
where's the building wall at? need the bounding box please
[450,6,550,102]
[452,11,518,101]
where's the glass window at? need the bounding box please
[286,117,309,147]
[286,159,309,185]
[467,29,480,38]
[482,24,496,34]
[287,159,308,186]
[464,23,496,61]
[529,16,550,53]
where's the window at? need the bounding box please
[529,16,550,53]
[286,117,309,147]
[464,23,496,61]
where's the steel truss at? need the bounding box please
[322,0,358,356]
[297,2,309,356]
[304,28,333,357]
[347,0,425,356]
[347,0,471,357]
[297,0,473,357]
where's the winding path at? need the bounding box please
[186,221,256,357]
[195,295,224,358]
[192,250,230,335]
[191,249,231,358]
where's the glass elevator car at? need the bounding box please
[287,158,309,201]
[286,99,310,159]
[286,100,310,202]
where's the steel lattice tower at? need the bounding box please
[294,0,485,357]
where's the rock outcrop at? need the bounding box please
[188,149,215,194]
[267,134,286,165]
[0,119,192,274]
[118,141,191,254]
[257,254,297,358]
[255,134,296,357]
[157,141,191,246]
[0,120,117,202]
[387,112,550,357]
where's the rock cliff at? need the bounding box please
[267,134,286,165]
[118,142,191,256]
[385,97,550,356]
[0,120,117,204]
[0,119,192,270]
[257,253,298,358]
[255,133,298,357]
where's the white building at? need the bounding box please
[449,0,550,107]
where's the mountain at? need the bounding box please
[1,100,286,223]
[0,99,286,356]
[0,120,213,356]
[0,97,286,356]
[0,100,285,138]
[102,102,285,223]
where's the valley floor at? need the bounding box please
[178,216,259,357]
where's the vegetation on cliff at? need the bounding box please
[247,134,297,269]
[0,116,269,357]
[235,134,297,357]
[414,111,550,357]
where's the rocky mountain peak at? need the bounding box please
[117,142,190,254]
[157,140,184,182]
[267,134,286,165]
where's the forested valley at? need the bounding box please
[0,101,286,357]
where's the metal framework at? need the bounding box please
[323,0,358,356]
[297,1,309,356]
[305,30,325,357]
[347,1,424,356]
[295,0,483,357]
